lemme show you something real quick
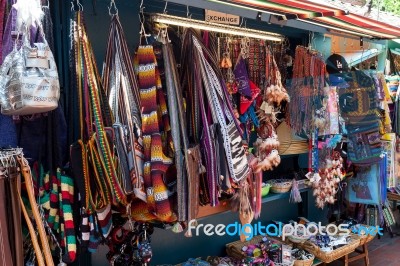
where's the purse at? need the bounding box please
[365,206,378,226]
[339,71,382,165]
[0,25,59,115]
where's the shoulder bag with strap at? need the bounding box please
[339,70,383,165]
[192,35,250,183]
[0,23,59,115]
[102,14,145,200]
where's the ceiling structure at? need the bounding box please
[208,0,400,39]
[162,0,400,40]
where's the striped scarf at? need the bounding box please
[136,45,176,222]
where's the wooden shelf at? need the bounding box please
[197,188,311,219]
[388,192,400,201]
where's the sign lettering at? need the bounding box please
[205,10,240,25]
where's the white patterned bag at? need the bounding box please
[0,25,59,115]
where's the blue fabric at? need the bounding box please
[0,114,16,148]
[17,107,68,169]
[329,73,349,88]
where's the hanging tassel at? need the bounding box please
[172,222,184,234]
[289,178,302,203]
[239,210,254,242]
[184,220,198,237]
[254,170,262,219]
[240,182,254,242]
[248,155,261,219]
[229,180,255,241]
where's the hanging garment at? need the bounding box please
[102,14,145,200]
[162,37,190,221]
[136,44,176,222]
[289,46,326,135]
[181,29,219,206]
[192,35,250,183]
[16,149,55,266]
[339,71,383,165]
[69,11,123,253]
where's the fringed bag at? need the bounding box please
[0,24,59,115]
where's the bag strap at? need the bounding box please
[18,155,54,266]
[87,134,111,209]
[74,11,126,206]
[17,182,46,266]
[102,14,142,195]
[193,35,249,183]
[195,50,219,206]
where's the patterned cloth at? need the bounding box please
[136,45,176,222]
[339,70,383,165]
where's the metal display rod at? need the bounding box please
[152,13,283,41]
[162,0,328,34]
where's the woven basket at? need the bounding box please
[270,179,293,193]
[293,254,314,266]
[226,235,267,259]
[297,234,361,263]
[355,224,377,245]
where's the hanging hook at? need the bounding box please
[41,0,49,9]
[186,5,191,18]
[162,28,171,43]
[308,31,313,50]
[163,1,168,14]
[71,0,83,11]
[76,0,83,11]
[108,0,118,16]
[311,32,316,50]
[138,0,149,45]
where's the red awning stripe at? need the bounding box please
[315,16,397,39]
[218,0,400,38]
[344,14,400,36]
[270,0,348,15]
[226,0,315,16]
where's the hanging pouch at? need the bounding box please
[193,36,250,183]
[233,55,252,98]
[103,15,144,201]
[0,25,59,115]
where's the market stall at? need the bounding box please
[0,0,399,265]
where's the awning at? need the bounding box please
[209,0,400,39]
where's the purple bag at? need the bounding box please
[233,56,252,98]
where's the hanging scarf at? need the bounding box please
[136,44,176,222]
[192,35,250,183]
[289,46,326,135]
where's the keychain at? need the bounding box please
[138,227,153,264]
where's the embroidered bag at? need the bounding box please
[193,36,250,183]
[339,70,382,165]
[0,24,59,115]
[233,55,252,98]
